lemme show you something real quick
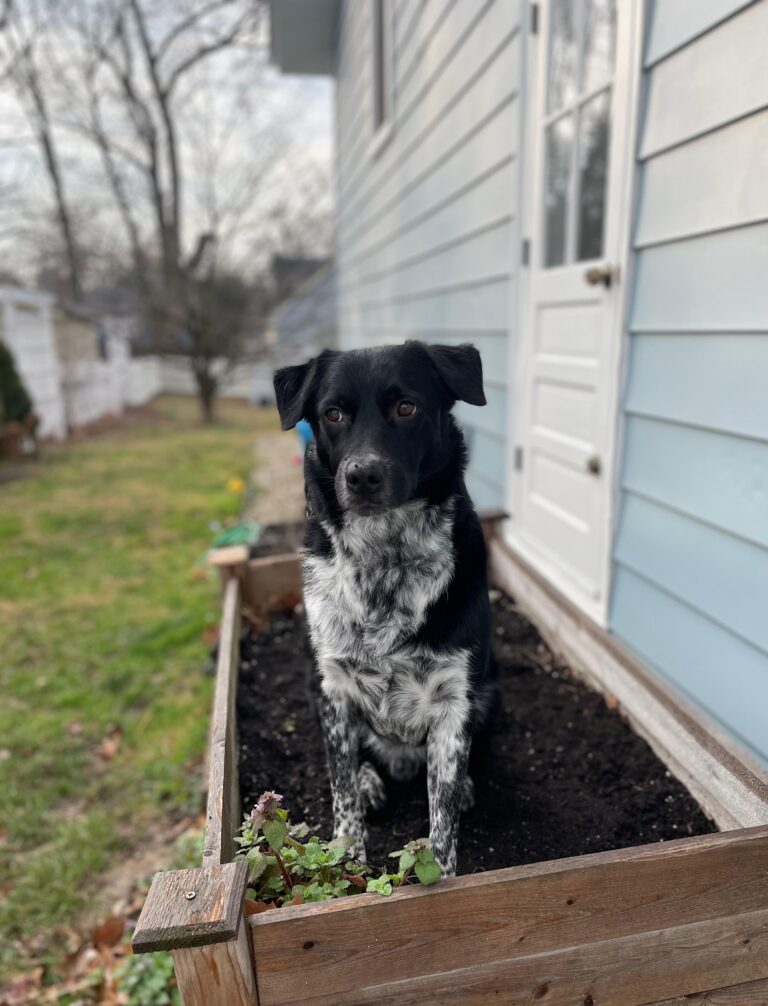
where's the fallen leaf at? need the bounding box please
[95,726,123,761]
[202,626,219,647]
[92,916,125,949]
[96,737,121,760]
[244,899,275,915]
[344,874,367,889]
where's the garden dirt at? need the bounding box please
[237,593,716,875]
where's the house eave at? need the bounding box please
[270,0,339,76]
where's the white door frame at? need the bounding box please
[506,0,647,626]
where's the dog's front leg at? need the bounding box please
[320,690,367,862]
[427,720,470,877]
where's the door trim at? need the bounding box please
[506,0,647,627]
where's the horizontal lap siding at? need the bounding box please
[335,0,522,508]
[610,0,768,763]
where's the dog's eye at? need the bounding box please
[325,407,343,423]
[396,401,417,418]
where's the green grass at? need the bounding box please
[0,396,276,981]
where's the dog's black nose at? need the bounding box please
[346,459,384,495]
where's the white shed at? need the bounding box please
[0,286,66,439]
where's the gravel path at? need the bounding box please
[246,423,305,526]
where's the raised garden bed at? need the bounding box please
[134,518,768,1006]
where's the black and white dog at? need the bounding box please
[273,341,495,876]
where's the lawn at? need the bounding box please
[0,396,276,982]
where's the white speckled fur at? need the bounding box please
[304,498,472,873]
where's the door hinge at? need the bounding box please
[514,446,524,471]
[521,238,531,266]
[530,3,539,35]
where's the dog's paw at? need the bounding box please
[460,775,475,812]
[358,761,387,813]
[335,830,367,864]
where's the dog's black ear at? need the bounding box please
[273,351,333,430]
[426,343,486,407]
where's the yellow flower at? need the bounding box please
[227,477,245,494]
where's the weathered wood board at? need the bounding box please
[204,575,243,866]
[247,826,768,1005]
[132,519,768,1006]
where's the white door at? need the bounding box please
[512,0,642,624]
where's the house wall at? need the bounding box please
[610,0,768,764]
[269,265,336,353]
[334,0,523,509]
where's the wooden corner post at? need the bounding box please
[132,860,256,1006]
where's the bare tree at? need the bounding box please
[0,0,332,421]
[0,0,83,298]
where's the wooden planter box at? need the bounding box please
[134,519,768,1006]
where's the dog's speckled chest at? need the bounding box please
[303,500,455,661]
[303,500,465,743]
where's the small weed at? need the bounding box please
[234,791,441,908]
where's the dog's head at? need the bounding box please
[274,341,486,515]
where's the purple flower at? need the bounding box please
[250,790,283,828]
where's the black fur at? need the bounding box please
[273,341,495,874]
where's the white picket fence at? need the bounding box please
[61,356,163,429]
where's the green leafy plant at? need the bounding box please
[0,339,33,425]
[115,952,181,1006]
[234,791,442,908]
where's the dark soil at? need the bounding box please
[237,593,716,875]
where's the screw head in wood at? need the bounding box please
[185,890,196,900]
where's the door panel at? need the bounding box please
[513,0,641,622]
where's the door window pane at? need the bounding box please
[547,0,579,113]
[576,89,610,261]
[545,113,574,267]
[581,0,616,93]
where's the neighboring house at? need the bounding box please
[272,254,331,303]
[271,0,768,772]
[249,262,337,405]
[266,261,337,363]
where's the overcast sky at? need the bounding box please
[0,27,335,283]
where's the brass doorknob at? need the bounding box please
[584,264,617,288]
[586,455,602,475]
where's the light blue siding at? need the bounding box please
[625,334,768,440]
[640,1,768,158]
[334,0,521,508]
[621,418,768,551]
[611,567,768,766]
[635,108,768,247]
[631,224,768,332]
[614,494,768,655]
[610,0,768,764]
[644,0,753,66]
